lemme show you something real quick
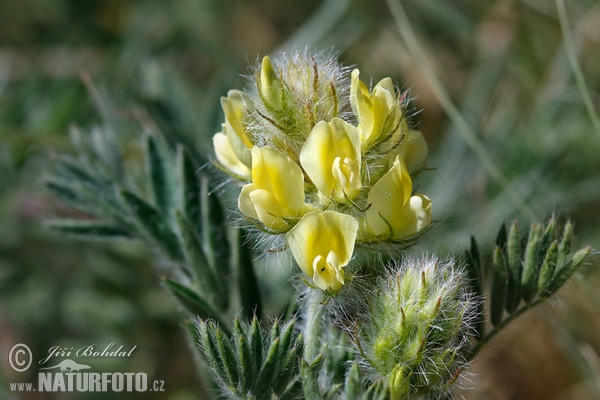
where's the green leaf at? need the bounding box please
[521,223,543,303]
[146,135,173,214]
[237,230,262,320]
[176,145,202,230]
[216,328,240,387]
[364,380,390,400]
[343,362,361,400]
[120,190,183,262]
[197,320,228,383]
[495,223,507,249]
[200,176,231,308]
[163,279,224,326]
[175,211,220,294]
[557,220,573,267]
[537,241,558,297]
[256,337,280,391]
[547,246,592,296]
[45,219,131,241]
[505,220,522,312]
[465,236,484,338]
[234,319,253,390]
[249,316,264,378]
[301,359,323,400]
[491,246,508,326]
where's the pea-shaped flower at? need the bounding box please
[365,157,432,241]
[213,126,251,179]
[238,146,311,232]
[300,118,362,203]
[218,90,254,171]
[286,210,359,291]
[350,69,404,151]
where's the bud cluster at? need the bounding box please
[212,50,432,291]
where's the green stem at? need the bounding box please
[467,298,544,362]
[303,290,325,363]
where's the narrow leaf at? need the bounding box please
[301,359,322,400]
[237,230,262,320]
[197,320,228,384]
[505,220,522,312]
[491,246,508,327]
[521,223,543,303]
[537,241,558,297]
[548,246,592,296]
[176,145,202,230]
[163,279,224,326]
[121,190,184,262]
[146,135,172,214]
[216,328,240,387]
[175,211,220,295]
[496,223,507,249]
[249,316,264,377]
[45,219,131,241]
[234,320,253,391]
[557,220,573,267]
[256,337,280,391]
[343,362,361,400]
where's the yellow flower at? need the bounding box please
[365,157,432,240]
[286,210,359,291]
[213,128,251,179]
[221,90,254,169]
[350,69,404,151]
[299,117,362,202]
[238,146,310,231]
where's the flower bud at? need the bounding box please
[258,56,283,111]
[359,257,477,398]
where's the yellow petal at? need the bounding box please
[300,118,361,202]
[286,210,358,291]
[212,131,251,179]
[365,157,413,238]
[393,194,432,239]
[238,146,309,231]
[221,90,253,167]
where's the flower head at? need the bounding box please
[212,50,433,292]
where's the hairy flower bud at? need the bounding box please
[358,257,477,398]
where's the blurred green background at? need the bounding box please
[1,0,599,399]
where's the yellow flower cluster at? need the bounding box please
[213,53,432,291]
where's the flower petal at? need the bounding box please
[221,90,253,167]
[213,131,251,179]
[365,157,412,238]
